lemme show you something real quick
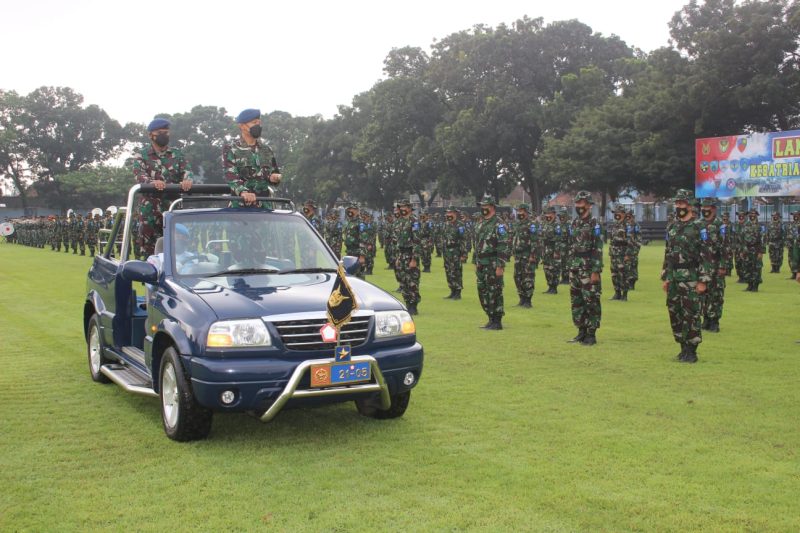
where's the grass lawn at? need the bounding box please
[1,241,799,531]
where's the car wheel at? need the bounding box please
[87,315,110,383]
[159,347,213,441]
[355,390,411,419]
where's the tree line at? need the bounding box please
[2,0,799,213]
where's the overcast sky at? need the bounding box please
[2,0,689,125]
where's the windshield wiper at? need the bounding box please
[205,267,281,277]
[278,268,338,275]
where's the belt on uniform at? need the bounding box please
[574,251,594,258]
[397,247,413,252]
[477,253,497,258]
[671,262,698,269]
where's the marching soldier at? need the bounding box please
[661,189,713,363]
[442,206,467,300]
[741,209,766,291]
[567,191,604,345]
[540,206,561,294]
[133,118,193,257]
[223,108,281,207]
[474,195,510,330]
[394,199,422,315]
[766,211,785,273]
[511,203,538,308]
[608,205,630,301]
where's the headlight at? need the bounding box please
[374,310,415,338]
[206,319,271,348]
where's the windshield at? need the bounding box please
[167,211,338,277]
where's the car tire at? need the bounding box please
[87,315,111,383]
[355,390,411,419]
[159,347,213,441]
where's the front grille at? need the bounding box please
[272,316,371,351]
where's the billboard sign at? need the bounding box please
[695,130,800,198]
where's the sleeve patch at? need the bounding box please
[594,224,601,237]
[498,224,507,235]
[720,225,726,236]
[700,228,708,241]
[458,227,464,234]
[412,222,420,231]
[530,224,537,234]
[359,223,366,231]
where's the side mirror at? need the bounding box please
[342,255,360,276]
[121,260,159,284]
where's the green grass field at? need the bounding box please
[1,242,799,532]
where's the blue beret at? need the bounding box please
[147,118,170,132]
[236,108,261,124]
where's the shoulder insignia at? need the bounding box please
[594,224,601,237]
[530,224,537,234]
[497,224,507,235]
[458,227,464,234]
[555,225,561,235]
[412,222,420,231]
[359,223,366,232]
[720,224,726,236]
[700,228,708,241]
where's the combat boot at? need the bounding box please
[676,344,687,361]
[581,330,597,346]
[681,344,698,363]
[621,290,628,301]
[486,316,503,330]
[568,329,586,343]
[516,296,525,306]
[708,320,720,333]
[452,290,461,300]
[744,282,752,291]
[751,283,759,292]
[521,296,532,308]
[407,303,418,316]
[611,290,620,300]
[443,290,454,299]
[629,280,636,290]
[479,318,493,329]
[423,266,431,273]
[550,285,558,294]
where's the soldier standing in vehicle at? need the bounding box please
[567,191,604,345]
[394,199,422,315]
[133,118,194,257]
[474,195,510,330]
[766,211,785,273]
[223,109,281,207]
[661,189,712,363]
[511,203,538,308]
[442,206,467,300]
[539,206,561,294]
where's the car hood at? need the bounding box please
[180,273,403,320]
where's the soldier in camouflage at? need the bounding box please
[741,209,766,291]
[661,189,713,363]
[394,199,422,314]
[302,200,322,234]
[788,211,800,280]
[766,211,785,273]
[698,198,731,333]
[86,212,99,257]
[342,203,367,279]
[474,195,510,330]
[133,118,193,257]
[567,191,604,345]
[539,206,561,294]
[733,211,747,283]
[419,211,434,273]
[381,212,395,269]
[608,205,631,301]
[511,203,538,308]
[557,210,572,285]
[625,210,642,290]
[442,206,467,300]
[223,109,281,207]
[361,210,377,275]
[324,210,343,259]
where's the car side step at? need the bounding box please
[100,364,158,398]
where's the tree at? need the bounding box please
[54,166,133,210]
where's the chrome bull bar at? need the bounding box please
[260,355,391,422]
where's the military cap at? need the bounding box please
[544,205,556,214]
[445,205,458,212]
[346,202,359,210]
[626,209,635,216]
[236,108,261,124]
[749,208,759,215]
[303,199,317,208]
[478,194,497,206]
[397,198,413,208]
[147,118,170,132]
[673,189,694,201]
[700,198,717,207]
[613,204,626,213]
[736,211,746,218]
[517,203,530,211]
[573,190,594,204]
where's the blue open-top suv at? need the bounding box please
[84,184,423,441]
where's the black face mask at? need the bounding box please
[575,207,587,217]
[614,214,623,221]
[303,207,311,215]
[446,215,455,221]
[481,208,491,217]
[249,125,262,138]
[347,210,357,219]
[517,214,527,220]
[702,209,712,218]
[153,133,169,148]
[676,207,689,219]
[400,209,410,217]
[749,215,757,221]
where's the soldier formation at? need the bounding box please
[4,212,111,255]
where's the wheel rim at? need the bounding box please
[88,325,101,375]
[162,363,179,429]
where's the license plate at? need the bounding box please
[310,361,371,388]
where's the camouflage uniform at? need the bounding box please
[788,212,800,278]
[442,207,467,299]
[223,138,280,206]
[662,190,713,363]
[539,207,561,294]
[511,203,538,307]
[361,212,377,275]
[568,191,604,345]
[741,210,766,291]
[343,205,367,279]
[394,200,422,313]
[766,214,785,273]
[474,195,510,329]
[625,211,642,289]
[86,214,99,256]
[733,212,747,282]
[557,211,572,284]
[418,213,434,273]
[381,214,395,269]
[698,199,732,332]
[324,212,343,258]
[133,145,193,256]
[608,206,631,300]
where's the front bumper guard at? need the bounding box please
[259,355,390,422]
